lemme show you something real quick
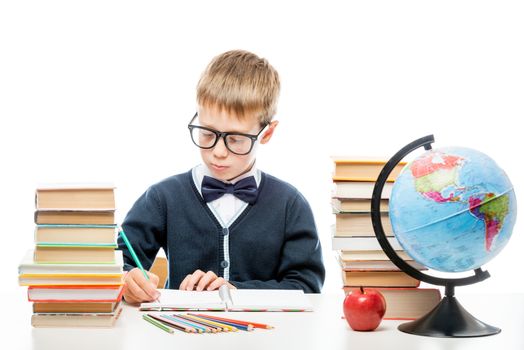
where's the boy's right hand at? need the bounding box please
[123,268,161,305]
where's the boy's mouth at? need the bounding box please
[211,164,228,171]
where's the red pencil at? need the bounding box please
[191,313,274,329]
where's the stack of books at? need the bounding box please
[331,157,441,320]
[18,184,124,327]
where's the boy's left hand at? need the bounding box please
[179,269,236,291]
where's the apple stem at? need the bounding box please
[360,286,364,294]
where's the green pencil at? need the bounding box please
[143,314,174,334]
[119,227,149,280]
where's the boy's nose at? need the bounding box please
[212,137,229,157]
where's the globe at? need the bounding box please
[389,147,517,273]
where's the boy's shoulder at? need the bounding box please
[259,171,305,201]
[148,170,193,193]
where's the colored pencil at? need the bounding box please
[192,313,274,329]
[163,314,206,333]
[148,314,195,333]
[174,314,221,333]
[182,314,240,332]
[142,314,173,334]
[191,314,253,331]
[118,228,149,280]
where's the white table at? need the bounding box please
[4,290,524,350]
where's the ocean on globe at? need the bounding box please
[389,147,517,273]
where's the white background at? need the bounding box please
[1,1,522,301]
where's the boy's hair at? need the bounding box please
[197,50,280,125]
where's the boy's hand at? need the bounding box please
[179,269,236,291]
[123,268,160,305]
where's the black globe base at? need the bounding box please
[398,295,500,337]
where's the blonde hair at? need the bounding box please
[197,50,280,125]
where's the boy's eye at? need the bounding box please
[227,135,248,144]
[200,130,215,138]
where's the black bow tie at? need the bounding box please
[201,175,258,204]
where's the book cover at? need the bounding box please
[335,212,393,236]
[337,249,410,261]
[33,300,120,314]
[33,245,117,264]
[18,249,123,274]
[19,273,124,286]
[335,251,426,271]
[341,270,420,288]
[331,157,407,182]
[140,287,313,312]
[332,198,389,213]
[34,224,117,244]
[331,230,402,251]
[28,285,124,302]
[35,184,115,210]
[332,181,393,200]
[35,210,116,225]
[31,303,123,328]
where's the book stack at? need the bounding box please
[18,184,124,327]
[330,157,441,320]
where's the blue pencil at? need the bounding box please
[118,227,149,280]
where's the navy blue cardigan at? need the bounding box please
[118,170,325,293]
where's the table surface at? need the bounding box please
[3,290,524,350]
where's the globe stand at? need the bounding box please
[371,135,501,338]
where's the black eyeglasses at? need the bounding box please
[188,113,268,155]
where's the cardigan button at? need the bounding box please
[222,228,229,236]
[220,260,229,268]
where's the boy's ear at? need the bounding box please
[260,120,279,144]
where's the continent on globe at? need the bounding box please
[469,193,510,251]
[410,152,464,203]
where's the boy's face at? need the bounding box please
[196,106,276,181]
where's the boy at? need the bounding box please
[119,50,325,304]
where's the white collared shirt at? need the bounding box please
[192,164,261,281]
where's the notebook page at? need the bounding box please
[139,289,224,311]
[229,289,313,312]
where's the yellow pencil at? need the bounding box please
[184,314,238,332]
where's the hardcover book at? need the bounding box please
[331,157,407,182]
[35,183,116,210]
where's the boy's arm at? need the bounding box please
[230,192,326,293]
[117,186,166,272]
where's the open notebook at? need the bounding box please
[140,286,313,312]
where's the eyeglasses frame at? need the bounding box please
[187,112,268,155]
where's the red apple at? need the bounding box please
[343,286,386,331]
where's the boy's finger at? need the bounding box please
[179,274,192,290]
[196,271,217,291]
[125,275,153,304]
[147,271,160,287]
[207,277,226,291]
[138,277,160,300]
[186,270,205,291]
[129,269,160,300]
